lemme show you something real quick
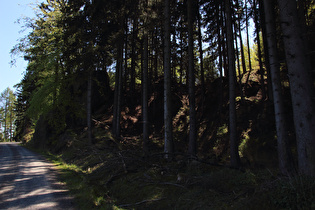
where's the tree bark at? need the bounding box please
[87,70,93,145]
[234,15,244,101]
[124,18,129,91]
[163,0,173,158]
[221,7,228,78]
[225,0,241,168]
[253,0,266,100]
[179,20,184,84]
[4,99,8,140]
[187,0,197,156]
[217,2,224,123]
[113,25,124,139]
[278,0,315,176]
[259,0,273,100]
[237,14,247,99]
[197,1,205,97]
[9,100,13,142]
[237,2,247,76]
[245,0,253,86]
[263,0,294,175]
[153,28,158,81]
[130,18,138,93]
[142,18,149,155]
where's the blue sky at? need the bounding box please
[0,0,39,93]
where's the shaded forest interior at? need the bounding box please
[34,70,284,166]
[25,71,312,209]
[10,0,315,209]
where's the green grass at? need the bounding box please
[23,145,114,209]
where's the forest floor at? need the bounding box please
[25,70,314,209]
[33,134,314,210]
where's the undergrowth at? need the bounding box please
[22,73,314,209]
[25,138,315,210]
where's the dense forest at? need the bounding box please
[8,0,315,208]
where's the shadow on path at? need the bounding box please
[0,142,75,209]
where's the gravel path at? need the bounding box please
[0,142,75,209]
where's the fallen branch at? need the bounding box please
[158,182,188,190]
[119,198,165,208]
[118,152,128,173]
[143,181,188,190]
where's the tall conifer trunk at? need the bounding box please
[163,0,173,158]
[260,0,273,100]
[216,2,224,122]
[187,0,197,156]
[236,0,247,77]
[245,0,253,86]
[130,18,138,93]
[142,2,149,154]
[238,21,247,76]
[253,0,266,100]
[225,0,241,168]
[87,70,93,145]
[278,0,315,176]
[263,0,293,175]
[233,15,244,101]
[197,1,205,97]
[124,19,129,90]
[4,100,8,140]
[9,100,12,142]
[113,21,124,139]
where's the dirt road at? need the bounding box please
[0,142,75,209]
